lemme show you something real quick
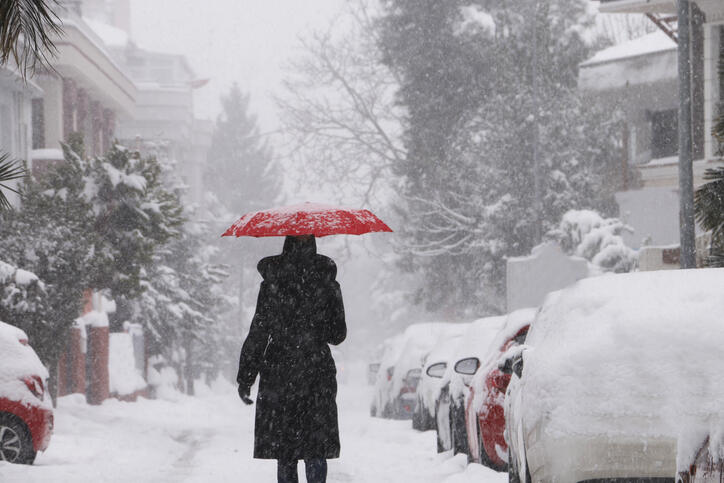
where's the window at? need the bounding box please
[650,109,678,159]
[32,98,45,149]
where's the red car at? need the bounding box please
[0,321,53,464]
[464,308,535,470]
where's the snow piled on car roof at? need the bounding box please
[0,320,50,408]
[448,315,506,400]
[389,323,467,402]
[519,268,724,466]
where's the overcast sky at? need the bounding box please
[129,0,345,130]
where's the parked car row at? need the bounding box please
[370,310,533,469]
[371,268,724,482]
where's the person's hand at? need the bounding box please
[238,385,253,405]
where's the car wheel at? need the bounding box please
[0,413,36,465]
[434,401,445,453]
[508,447,531,483]
[452,404,469,455]
[477,422,507,471]
[412,406,422,430]
[508,448,520,483]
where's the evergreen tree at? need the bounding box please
[205,83,280,214]
[378,0,621,315]
[84,145,184,328]
[0,147,100,394]
[203,84,281,348]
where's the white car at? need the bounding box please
[371,323,460,419]
[436,315,506,455]
[503,268,724,483]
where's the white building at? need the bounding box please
[581,1,724,258]
[30,0,137,172]
[0,66,43,206]
[82,7,211,205]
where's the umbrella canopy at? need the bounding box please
[221,202,393,238]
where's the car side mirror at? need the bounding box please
[454,357,480,376]
[426,362,447,379]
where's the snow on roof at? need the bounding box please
[452,315,507,362]
[519,268,724,457]
[83,17,129,47]
[581,30,676,67]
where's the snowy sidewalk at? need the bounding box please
[0,377,506,483]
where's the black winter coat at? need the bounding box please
[237,236,347,461]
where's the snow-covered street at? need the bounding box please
[0,367,506,483]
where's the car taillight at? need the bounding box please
[492,372,510,391]
[22,376,44,400]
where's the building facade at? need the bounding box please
[581,1,724,254]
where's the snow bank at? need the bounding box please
[147,357,182,402]
[519,268,724,465]
[0,321,50,409]
[448,316,506,400]
[109,333,147,396]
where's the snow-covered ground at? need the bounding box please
[0,365,506,483]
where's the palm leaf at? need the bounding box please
[0,152,26,210]
[694,167,724,265]
[0,0,63,78]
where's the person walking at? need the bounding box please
[237,235,347,483]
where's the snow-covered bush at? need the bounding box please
[546,209,637,273]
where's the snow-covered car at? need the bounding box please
[436,315,506,455]
[367,362,380,385]
[0,321,53,464]
[503,268,724,483]
[412,325,467,432]
[371,323,459,420]
[465,308,535,470]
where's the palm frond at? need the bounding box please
[0,0,63,78]
[0,152,26,210]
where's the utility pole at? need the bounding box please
[532,1,542,243]
[677,0,696,268]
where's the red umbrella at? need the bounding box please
[221,202,393,238]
